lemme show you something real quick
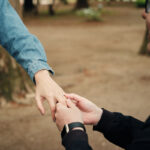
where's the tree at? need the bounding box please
[75,0,89,9]
[23,0,55,16]
[139,29,150,55]
[23,0,35,13]
[9,0,22,17]
[23,0,38,16]
[0,48,33,101]
[48,0,55,16]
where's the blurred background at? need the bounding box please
[0,0,150,150]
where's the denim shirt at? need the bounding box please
[0,0,54,82]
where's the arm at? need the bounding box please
[62,130,92,150]
[65,94,144,149]
[0,0,53,81]
[55,100,93,150]
[93,109,144,149]
[0,0,67,118]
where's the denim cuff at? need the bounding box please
[27,61,54,83]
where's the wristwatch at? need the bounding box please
[61,122,86,138]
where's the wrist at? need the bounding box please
[93,108,103,126]
[61,122,86,138]
[35,70,52,84]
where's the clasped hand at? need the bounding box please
[34,70,103,132]
[55,93,103,132]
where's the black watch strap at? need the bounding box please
[61,122,86,138]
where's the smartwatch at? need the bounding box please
[61,122,86,138]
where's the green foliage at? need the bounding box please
[136,0,145,8]
[76,8,102,21]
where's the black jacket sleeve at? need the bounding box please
[62,130,93,150]
[93,109,144,149]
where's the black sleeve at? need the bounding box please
[62,130,93,150]
[93,109,144,149]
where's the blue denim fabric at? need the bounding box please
[0,0,54,82]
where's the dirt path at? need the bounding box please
[1,5,150,150]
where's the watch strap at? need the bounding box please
[61,122,86,138]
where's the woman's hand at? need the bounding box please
[35,70,66,120]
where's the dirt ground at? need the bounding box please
[1,5,150,150]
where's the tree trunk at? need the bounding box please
[0,2,33,102]
[49,0,55,16]
[23,0,34,12]
[49,4,55,16]
[75,0,89,10]
[139,28,150,55]
[0,47,33,101]
[23,0,39,16]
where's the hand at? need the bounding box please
[35,70,67,120]
[65,93,103,126]
[55,100,83,131]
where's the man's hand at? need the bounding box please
[142,12,150,51]
[55,100,83,131]
[65,94,103,126]
[35,70,66,120]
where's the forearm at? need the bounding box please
[93,109,144,149]
[0,0,53,81]
[62,130,93,150]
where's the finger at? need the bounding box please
[56,94,67,106]
[36,95,45,115]
[70,99,78,105]
[66,99,76,108]
[56,86,67,104]
[65,93,85,102]
[56,102,64,111]
[47,97,56,121]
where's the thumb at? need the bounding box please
[66,99,76,108]
[65,93,83,102]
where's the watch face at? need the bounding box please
[65,124,69,133]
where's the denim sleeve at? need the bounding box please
[0,0,54,82]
